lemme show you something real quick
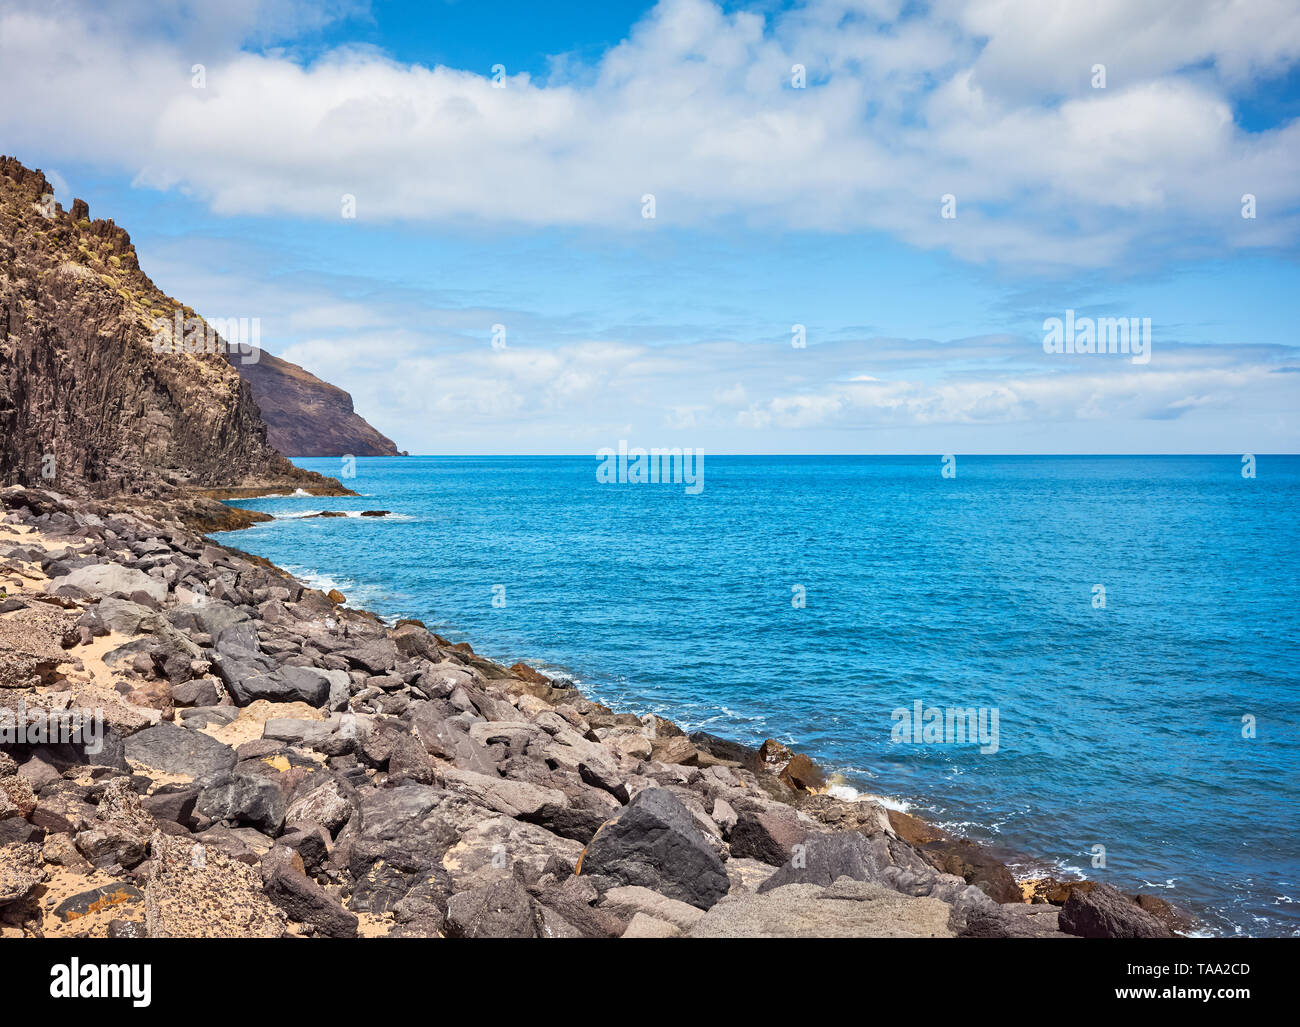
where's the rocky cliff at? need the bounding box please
[231,348,399,457]
[0,156,346,501]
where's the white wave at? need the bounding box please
[823,777,912,812]
[266,510,411,521]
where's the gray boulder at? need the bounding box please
[577,787,729,910]
[228,665,340,707]
[689,878,954,938]
[47,563,166,604]
[729,808,813,866]
[445,877,537,938]
[264,863,358,938]
[124,722,237,779]
[757,830,880,892]
[197,772,287,834]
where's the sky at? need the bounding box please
[1,0,1298,454]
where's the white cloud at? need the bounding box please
[2,0,1298,268]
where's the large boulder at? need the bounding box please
[920,838,1022,903]
[1059,883,1174,939]
[441,768,569,821]
[344,785,468,913]
[689,878,954,938]
[124,722,237,779]
[144,832,286,937]
[757,831,881,892]
[47,563,166,603]
[228,666,342,707]
[73,778,155,870]
[728,809,813,866]
[960,903,1072,938]
[445,877,537,938]
[263,863,359,938]
[197,771,288,834]
[577,788,729,910]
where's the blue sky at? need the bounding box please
[1,0,1298,453]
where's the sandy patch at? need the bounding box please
[355,912,398,938]
[59,629,137,687]
[197,699,327,748]
[36,866,145,938]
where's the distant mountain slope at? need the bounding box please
[232,348,399,457]
[0,155,346,498]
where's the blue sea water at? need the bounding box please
[222,455,1300,936]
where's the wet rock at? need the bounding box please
[920,838,1022,903]
[1134,892,1195,935]
[1059,883,1174,939]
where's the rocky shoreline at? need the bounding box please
[0,484,1193,939]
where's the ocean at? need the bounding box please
[221,454,1300,936]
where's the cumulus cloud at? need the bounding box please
[1,0,1298,268]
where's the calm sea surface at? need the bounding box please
[223,455,1300,936]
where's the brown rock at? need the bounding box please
[1059,882,1173,939]
[779,753,825,792]
[887,808,948,847]
[920,838,1022,904]
[509,662,551,686]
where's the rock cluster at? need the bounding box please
[0,485,1189,939]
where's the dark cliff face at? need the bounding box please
[0,156,346,498]
[231,347,399,457]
